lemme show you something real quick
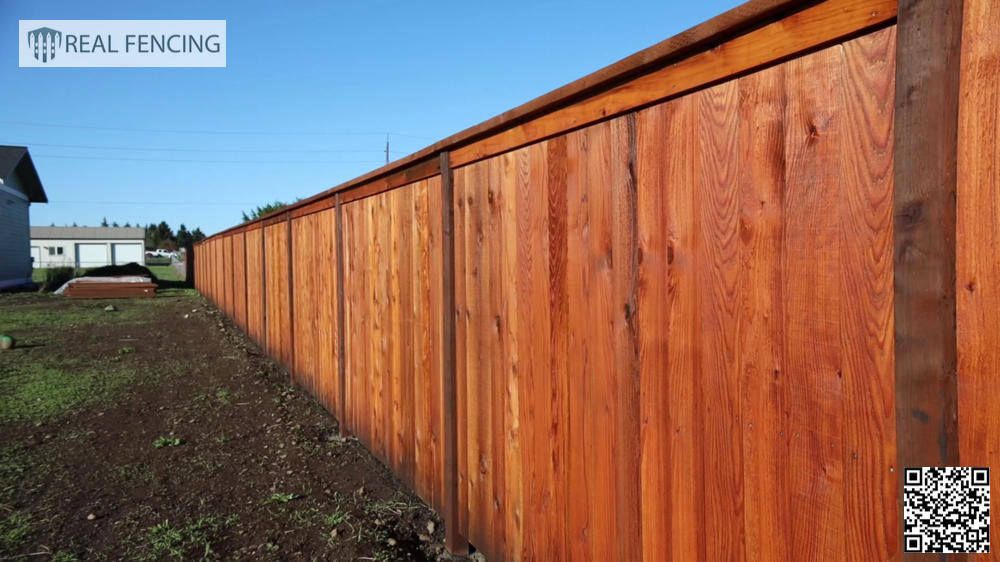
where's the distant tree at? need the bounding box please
[100,217,109,227]
[242,201,289,223]
[49,222,55,227]
[191,228,206,242]
[72,222,78,227]
[124,222,131,228]
[112,221,120,227]
[176,224,193,248]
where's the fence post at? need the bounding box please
[185,243,195,288]
[893,0,963,558]
[440,151,469,555]
[335,193,350,437]
[286,211,296,383]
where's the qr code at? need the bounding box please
[904,467,990,553]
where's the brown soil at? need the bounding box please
[0,291,461,561]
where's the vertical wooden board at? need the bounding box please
[488,155,508,560]
[546,135,570,562]
[515,140,553,562]
[782,43,845,560]
[636,94,706,562]
[499,149,522,559]
[342,201,363,443]
[413,178,435,508]
[564,124,591,562]
[318,208,339,417]
[610,113,641,562]
[427,175,444,513]
[292,215,316,394]
[390,187,408,483]
[377,191,392,464]
[958,0,1000,555]
[734,64,790,562]
[576,120,619,561]
[837,27,897,561]
[453,164,470,537]
[696,78,745,562]
[233,232,247,330]
[414,177,445,510]
[225,235,233,316]
[463,159,489,553]
[245,229,262,344]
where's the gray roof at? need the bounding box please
[30,226,145,240]
[0,146,47,203]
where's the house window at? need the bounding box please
[47,247,63,256]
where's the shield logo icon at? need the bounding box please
[27,27,62,63]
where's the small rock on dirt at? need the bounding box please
[87,513,96,521]
[426,520,435,534]
[386,538,397,547]
[104,305,116,312]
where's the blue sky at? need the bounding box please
[2,0,741,236]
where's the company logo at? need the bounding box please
[27,27,62,63]
[19,20,226,68]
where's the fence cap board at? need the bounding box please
[206,0,829,241]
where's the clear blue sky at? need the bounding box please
[2,0,741,236]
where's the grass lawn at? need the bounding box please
[0,291,446,561]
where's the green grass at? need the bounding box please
[0,361,143,423]
[147,264,183,282]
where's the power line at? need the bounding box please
[11,141,387,155]
[55,200,256,206]
[0,119,435,139]
[32,154,385,165]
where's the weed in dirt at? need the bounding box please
[262,492,299,505]
[262,542,279,553]
[0,510,34,555]
[111,462,154,485]
[117,346,135,355]
[153,436,182,448]
[144,515,236,561]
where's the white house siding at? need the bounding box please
[31,238,146,269]
[0,174,31,288]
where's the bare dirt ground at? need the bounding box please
[0,289,457,561]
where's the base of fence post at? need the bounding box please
[444,527,469,557]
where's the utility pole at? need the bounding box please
[385,134,389,164]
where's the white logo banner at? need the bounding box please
[19,20,226,68]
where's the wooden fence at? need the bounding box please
[194,0,1000,559]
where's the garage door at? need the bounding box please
[112,243,143,266]
[75,244,108,268]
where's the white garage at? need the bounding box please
[75,243,108,268]
[30,226,146,269]
[112,243,143,265]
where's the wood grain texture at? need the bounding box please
[839,27,897,561]
[340,177,445,513]
[957,0,1000,558]
[782,41,846,561]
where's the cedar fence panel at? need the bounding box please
[191,0,1000,558]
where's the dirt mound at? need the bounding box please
[85,262,158,281]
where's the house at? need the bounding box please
[31,227,146,269]
[0,146,47,289]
